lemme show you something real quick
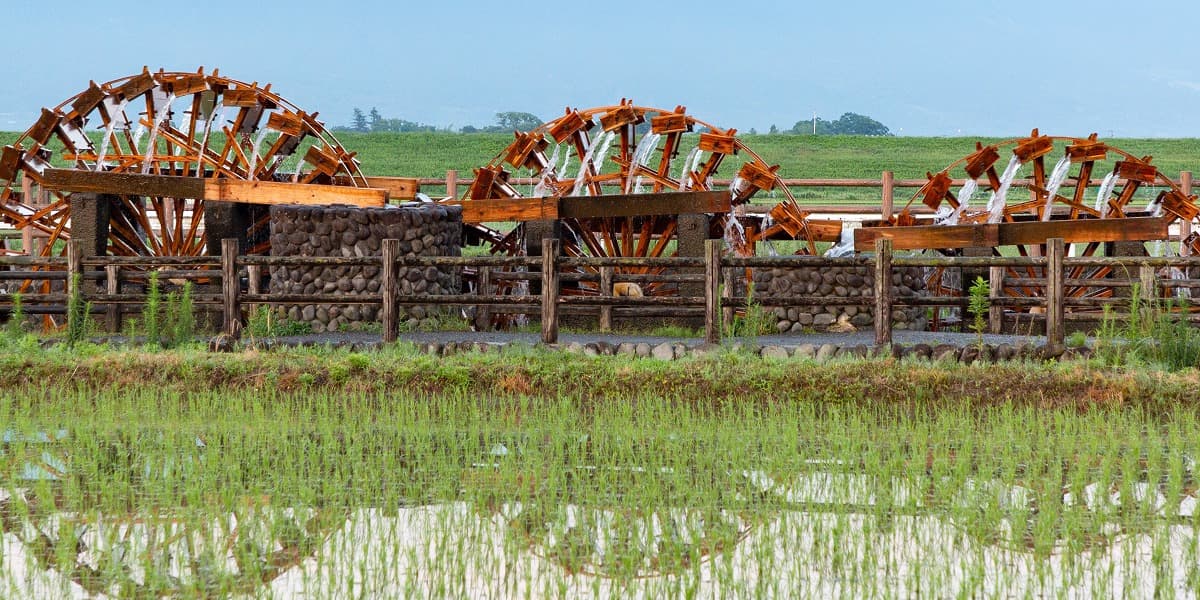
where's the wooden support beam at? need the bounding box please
[41,169,388,207]
[381,238,398,342]
[558,190,730,219]
[221,239,240,338]
[705,239,721,344]
[453,190,731,224]
[854,216,1169,251]
[458,197,558,223]
[1045,238,1065,350]
[599,266,613,333]
[333,175,420,200]
[541,238,560,344]
[988,265,1004,334]
[873,238,892,347]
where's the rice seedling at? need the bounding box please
[0,377,1195,598]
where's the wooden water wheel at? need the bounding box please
[460,101,827,311]
[891,130,1199,328]
[0,66,366,259]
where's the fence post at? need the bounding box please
[381,238,399,342]
[704,239,721,344]
[221,238,240,338]
[66,240,82,299]
[246,264,261,324]
[988,265,1004,334]
[106,264,121,333]
[873,237,893,346]
[1045,238,1065,350]
[721,266,735,328]
[446,169,458,198]
[599,266,613,333]
[541,238,560,344]
[1181,171,1193,256]
[881,170,894,221]
[1138,264,1157,322]
[475,266,492,331]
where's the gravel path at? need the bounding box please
[267,329,1044,350]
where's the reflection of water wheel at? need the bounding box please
[0,66,365,259]
[0,431,341,596]
[460,101,814,301]
[897,131,1198,328]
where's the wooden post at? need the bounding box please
[476,266,492,331]
[704,239,721,344]
[599,266,613,333]
[873,238,893,346]
[246,264,261,323]
[221,238,240,338]
[381,238,399,342]
[446,169,458,198]
[721,266,735,328]
[1045,237,1065,349]
[988,265,1004,334]
[1181,171,1193,257]
[1138,264,1157,321]
[106,264,121,333]
[66,240,82,298]
[880,170,894,221]
[541,238,560,344]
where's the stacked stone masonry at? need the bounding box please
[269,203,462,333]
[753,265,928,333]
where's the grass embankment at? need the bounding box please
[1,341,1197,410]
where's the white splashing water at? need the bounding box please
[95,97,130,170]
[1040,155,1073,222]
[625,133,660,194]
[590,131,616,173]
[677,147,701,191]
[986,156,1022,223]
[141,93,176,174]
[570,131,612,196]
[729,176,748,204]
[556,148,572,180]
[723,214,747,255]
[545,145,561,176]
[247,128,271,176]
[824,226,856,257]
[938,179,978,225]
[291,159,306,183]
[1094,172,1118,214]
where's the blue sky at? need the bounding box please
[2,0,1198,136]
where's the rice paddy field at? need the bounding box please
[2,343,1200,598]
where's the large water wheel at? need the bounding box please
[0,66,366,259]
[893,130,1199,327]
[459,101,826,314]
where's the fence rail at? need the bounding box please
[2,238,1200,348]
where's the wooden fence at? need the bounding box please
[4,238,1200,349]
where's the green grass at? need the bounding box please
[0,344,1198,596]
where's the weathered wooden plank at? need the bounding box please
[333,176,420,200]
[854,217,1168,251]
[41,169,388,207]
[457,197,557,223]
[874,238,892,346]
[558,190,730,219]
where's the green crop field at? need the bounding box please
[6,130,1198,181]
[5,130,1196,206]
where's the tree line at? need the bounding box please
[338,108,892,136]
[336,108,543,134]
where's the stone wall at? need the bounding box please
[269,203,462,332]
[753,265,928,333]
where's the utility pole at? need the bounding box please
[812,111,816,135]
